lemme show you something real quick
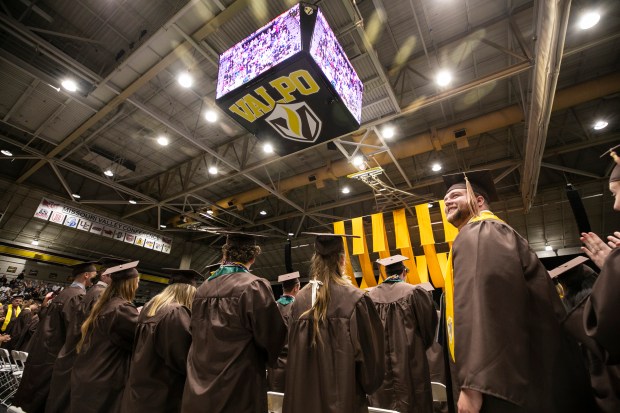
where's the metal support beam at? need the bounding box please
[541,162,601,179]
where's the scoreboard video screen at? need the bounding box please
[215,3,363,155]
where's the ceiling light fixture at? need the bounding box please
[352,155,364,167]
[263,143,274,154]
[259,210,267,216]
[431,163,442,172]
[288,232,294,236]
[61,79,77,92]
[129,200,137,205]
[178,71,193,88]
[435,70,452,87]
[1,150,13,156]
[206,209,214,215]
[428,202,433,208]
[104,170,114,177]
[208,166,218,175]
[578,11,600,30]
[545,245,553,251]
[157,136,169,146]
[342,186,351,194]
[382,126,395,139]
[72,193,81,199]
[205,110,218,123]
[31,240,39,246]
[160,225,167,229]
[593,120,608,130]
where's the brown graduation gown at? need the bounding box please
[12,286,85,413]
[181,271,287,413]
[4,308,32,352]
[122,303,192,413]
[282,282,385,413]
[451,219,594,412]
[585,248,620,364]
[563,295,620,413]
[70,297,138,413]
[44,282,108,412]
[267,299,293,392]
[14,310,39,351]
[367,281,437,413]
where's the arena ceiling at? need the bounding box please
[0,0,618,280]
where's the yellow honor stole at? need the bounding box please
[445,211,504,361]
[2,304,21,332]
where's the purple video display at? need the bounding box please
[310,9,363,123]
[216,5,302,99]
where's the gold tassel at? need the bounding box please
[464,175,481,218]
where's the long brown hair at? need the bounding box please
[77,277,139,353]
[302,252,351,347]
[145,283,196,317]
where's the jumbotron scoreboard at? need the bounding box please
[215,3,363,155]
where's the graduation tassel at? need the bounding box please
[309,279,323,307]
[464,175,481,218]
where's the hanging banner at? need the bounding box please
[351,217,376,287]
[414,204,444,287]
[371,213,390,282]
[33,198,172,254]
[391,209,421,284]
[439,200,459,244]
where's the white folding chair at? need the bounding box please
[431,381,448,402]
[267,391,399,413]
[0,348,19,406]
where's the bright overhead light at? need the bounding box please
[104,170,114,177]
[342,186,351,194]
[259,210,267,216]
[593,120,608,130]
[288,232,294,236]
[352,155,364,167]
[431,163,442,172]
[31,240,39,246]
[263,143,274,154]
[428,202,433,208]
[206,209,214,215]
[382,126,395,139]
[578,11,600,30]
[157,136,169,146]
[160,225,167,229]
[129,200,137,205]
[61,79,77,92]
[205,110,218,123]
[208,166,218,175]
[435,70,452,87]
[545,245,553,251]
[72,193,81,199]
[178,71,193,88]
[1,150,13,156]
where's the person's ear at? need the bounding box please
[476,195,486,209]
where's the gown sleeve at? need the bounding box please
[412,288,438,349]
[108,302,139,351]
[350,294,385,395]
[241,279,287,365]
[156,305,192,375]
[584,248,620,364]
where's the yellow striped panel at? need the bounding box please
[439,200,459,243]
[423,244,445,287]
[415,203,435,245]
[392,209,411,249]
[415,255,429,283]
[351,217,365,255]
[333,221,357,287]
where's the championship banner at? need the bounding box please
[215,3,362,155]
[33,198,172,254]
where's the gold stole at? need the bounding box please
[2,304,21,332]
[445,211,504,361]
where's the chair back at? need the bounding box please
[431,381,448,402]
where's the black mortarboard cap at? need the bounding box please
[101,260,140,280]
[600,144,620,182]
[302,232,359,256]
[162,268,203,286]
[71,261,98,277]
[442,169,499,202]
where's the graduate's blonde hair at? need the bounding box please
[145,282,196,318]
[302,252,351,347]
[77,277,139,353]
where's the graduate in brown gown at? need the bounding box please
[182,232,286,413]
[368,255,437,413]
[3,297,32,353]
[12,301,41,352]
[122,268,200,413]
[70,261,140,413]
[580,144,620,365]
[442,170,594,413]
[46,257,129,413]
[267,271,300,392]
[1,295,23,333]
[282,233,385,413]
[550,257,620,413]
[12,262,96,413]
